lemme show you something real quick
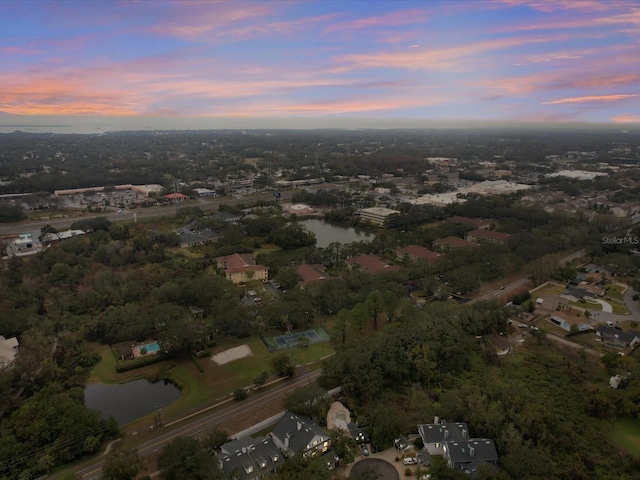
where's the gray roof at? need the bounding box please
[596,326,640,345]
[445,439,499,478]
[221,436,261,455]
[213,212,241,222]
[347,422,370,443]
[394,435,411,451]
[271,412,329,455]
[419,422,469,444]
[218,437,284,480]
[563,288,594,299]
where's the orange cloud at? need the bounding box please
[612,114,640,123]
[543,94,638,104]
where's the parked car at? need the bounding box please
[403,457,418,465]
[361,444,369,456]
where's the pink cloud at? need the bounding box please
[543,94,638,104]
[612,113,640,123]
[325,8,431,34]
[337,34,561,71]
[211,94,444,117]
[491,0,621,13]
[149,2,275,40]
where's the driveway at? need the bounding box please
[623,288,640,318]
[342,448,411,479]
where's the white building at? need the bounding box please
[6,233,41,257]
[0,336,19,368]
[358,207,400,227]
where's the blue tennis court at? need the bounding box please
[264,327,330,351]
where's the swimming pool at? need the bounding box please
[144,341,161,353]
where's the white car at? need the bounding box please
[403,457,418,465]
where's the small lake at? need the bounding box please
[84,379,181,426]
[299,219,373,248]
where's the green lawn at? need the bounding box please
[604,284,626,301]
[530,283,565,299]
[610,301,630,315]
[88,331,334,424]
[609,418,640,457]
[569,300,603,311]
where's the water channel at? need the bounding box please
[299,219,373,248]
[84,379,181,426]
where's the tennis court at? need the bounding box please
[262,327,330,352]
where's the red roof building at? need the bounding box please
[296,264,331,288]
[215,253,268,284]
[345,255,401,273]
[164,192,189,200]
[433,236,480,251]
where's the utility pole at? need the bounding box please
[174,180,179,216]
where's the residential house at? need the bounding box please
[347,423,370,444]
[396,245,445,263]
[217,436,284,480]
[296,264,331,288]
[393,435,412,452]
[465,229,511,245]
[433,236,480,251]
[442,439,499,478]
[549,315,571,332]
[216,253,268,284]
[596,326,640,349]
[0,335,19,368]
[345,255,401,274]
[418,422,470,456]
[271,412,330,458]
[419,420,499,479]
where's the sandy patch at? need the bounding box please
[211,345,253,365]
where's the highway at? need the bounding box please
[0,186,339,237]
[53,370,322,479]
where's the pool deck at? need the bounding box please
[327,401,351,432]
[131,340,161,358]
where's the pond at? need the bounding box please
[84,378,182,426]
[299,219,373,248]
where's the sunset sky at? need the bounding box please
[1,0,639,129]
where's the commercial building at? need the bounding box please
[358,207,400,227]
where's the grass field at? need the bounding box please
[530,283,565,299]
[605,284,626,301]
[88,330,334,424]
[610,301,630,315]
[609,418,640,457]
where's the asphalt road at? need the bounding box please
[52,369,322,479]
[468,249,588,305]
[0,186,336,237]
